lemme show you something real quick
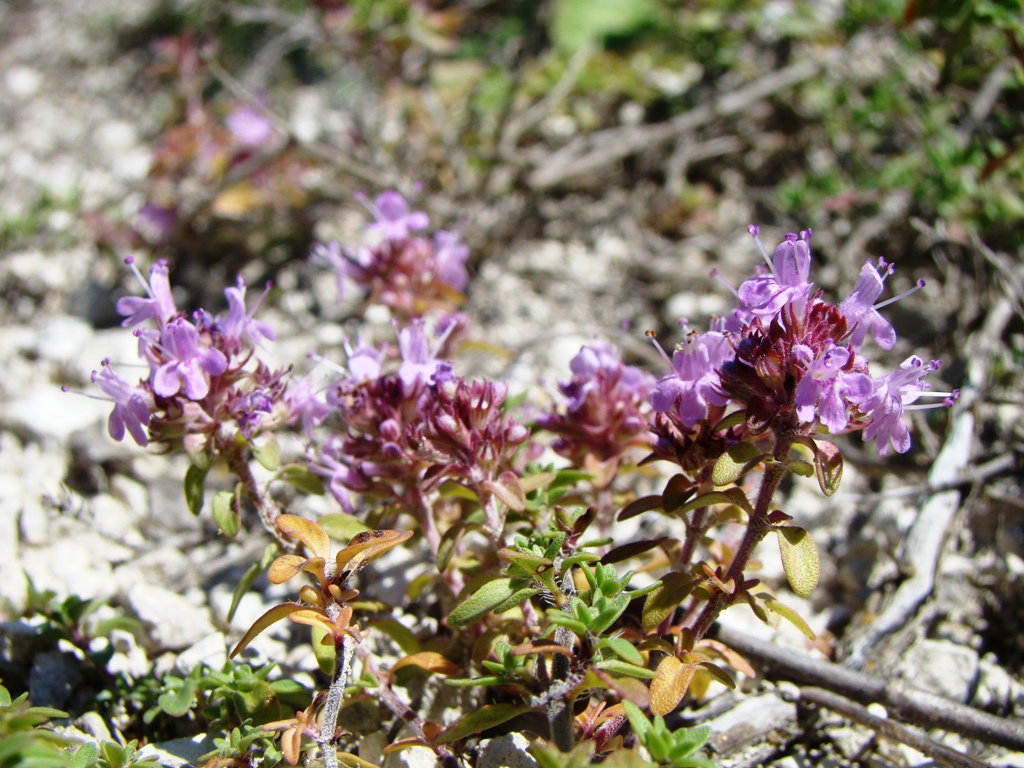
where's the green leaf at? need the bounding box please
[312,625,335,676]
[677,488,754,517]
[158,675,197,717]
[69,742,99,768]
[593,659,656,679]
[762,596,816,640]
[546,612,589,638]
[212,491,240,538]
[775,527,820,598]
[0,684,10,707]
[279,465,324,495]
[550,0,659,53]
[251,435,280,471]
[621,699,651,740]
[492,587,543,614]
[318,512,370,541]
[601,636,645,666]
[642,572,697,630]
[711,443,765,486]
[448,578,516,627]
[435,703,531,744]
[183,464,208,516]
[668,724,711,757]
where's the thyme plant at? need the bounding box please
[79,192,957,765]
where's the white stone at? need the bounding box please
[478,732,538,768]
[127,582,216,651]
[5,66,43,98]
[901,639,979,703]
[90,494,145,547]
[175,631,229,674]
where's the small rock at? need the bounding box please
[384,744,438,768]
[99,629,151,682]
[29,649,83,709]
[825,725,872,759]
[140,734,217,768]
[901,639,979,703]
[478,733,538,768]
[127,583,216,652]
[707,693,794,754]
[76,711,112,742]
[176,632,228,675]
[5,66,43,98]
[973,655,1015,712]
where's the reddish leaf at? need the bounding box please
[387,652,460,684]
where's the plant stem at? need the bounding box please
[689,436,793,642]
[317,632,355,768]
[222,442,289,547]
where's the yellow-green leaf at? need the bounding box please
[763,596,816,640]
[448,578,516,627]
[435,703,531,744]
[642,572,698,630]
[649,655,695,716]
[776,527,820,598]
[251,434,280,470]
[276,514,331,559]
[317,512,368,541]
[211,491,240,538]
[230,603,307,657]
[711,443,765,486]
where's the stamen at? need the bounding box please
[747,224,775,275]
[710,268,739,298]
[645,330,674,368]
[124,255,152,295]
[875,279,925,310]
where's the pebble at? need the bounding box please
[478,733,538,768]
[127,582,217,652]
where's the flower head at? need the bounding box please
[218,277,276,353]
[737,227,814,318]
[117,258,178,328]
[360,190,429,242]
[152,317,228,400]
[650,327,732,430]
[538,341,655,464]
[92,360,153,446]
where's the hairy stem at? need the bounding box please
[222,441,290,548]
[317,631,355,768]
[689,435,793,642]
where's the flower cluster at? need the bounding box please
[651,227,956,458]
[297,319,529,547]
[536,341,655,467]
[311,191,469,318]
[93,258,287,449]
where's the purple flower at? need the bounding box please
[738,227,814,318]
[793,343,873,433]
[433,230,469,290]
[226,104,275,148]
[117,258,178,328]
[345,339,382,382]
[286,376,330,438]
[152,317,228,400]
[839,259,924,351]
[396,319,453,395]
[858,356,940,456]
[92,360,153,446]
[219,277,276,351]
[361,191,429,242]
[650,330,732,429]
